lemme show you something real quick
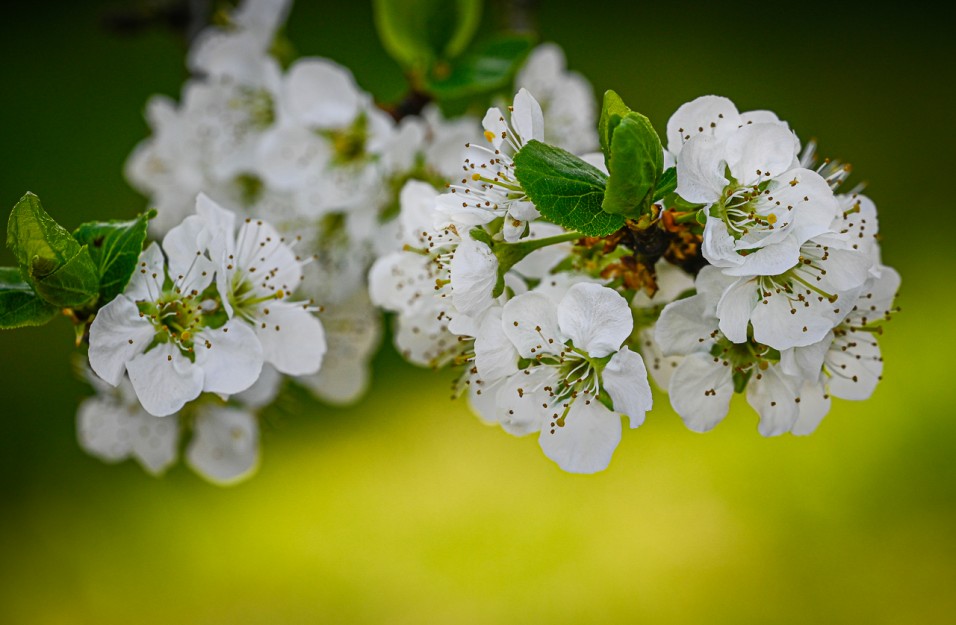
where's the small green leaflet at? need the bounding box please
[601,112,664,218]
[73,209,154,303]
[653,167,677,202]
[598,89,631,161]
[6,192,98,309]
[426,34,535,100]
[513,140,624,237]
[372,0,481,70]
[0,266,58,329]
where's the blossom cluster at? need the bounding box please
[77,0,598,481]
[64,0,899,481]
[373,90,899,473]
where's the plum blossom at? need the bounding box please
[489,282,652,473]
[172,194,327,376]
[88,242,263,417]
[437,88,545,242]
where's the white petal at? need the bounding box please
[725,123,799,186]
[825,329,882,400]
[716,277,758,344]
[162,215,209,283]
[474,308,519,382]
[285,59,361,128]
[235,363,283,408]
[666,95,740,157]
[124,242,166,301]
[772,169,838,243]
[393,311,454,367]
[450,236,498,318]
[435,191,498,226]
[750,285,839,350]
[668,353,734,432]
[129,413,180,475]
[196,319,264,395]
[512,88,545,144]
[299,357,369,406]
[88,297,155,387]
[655,294,717,357]
[538,399,621,474]
[481,107,508,149]
[467,375,504,426]
[186,407,259,485]
[398,180,441,242]
[254,303,326,376]
[780,332,831,379]
[638,327,682,391]
[557,283,631,358]
[674,134,727,204]
[195,192,236,259]
[720,237,801,277]
[791,379,831,435]
[127,343,204,416]
[701,217,743,269]
[257,124,329,190]
[501,292,563,358]
[234,219,302,295]
[76,396,133,461]
[603,348,653,427]
[746,365,800,436]
[494,368,553,436]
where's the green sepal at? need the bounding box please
[513,140,624,237]
[598,90,631,162]
[732,368,754,394]
[601,112,664,218]
[373,0,482,71]
[73,209,155,303]
[6,192,98,309]
[0,266,59,329]
[426,34,535,100]
[653,167,677,202]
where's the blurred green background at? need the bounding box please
[2,1,954,623]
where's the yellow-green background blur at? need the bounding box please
[1,1,954,623]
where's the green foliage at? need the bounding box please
[6,193,98,309]
[601,112,664,217]
[73,210,154,303]
[598,90,630,160]
[513,140,624,237]
[0,267,59,329]
[373,0,482,71]
[653,167,677,202]
[426,34,535,100]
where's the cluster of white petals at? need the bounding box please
[654,95,898,436]
[76,0,898,481]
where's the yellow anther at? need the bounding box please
[275,289,285,299]
[471,173,481,181]
[767,213,777,225]
[483,130,495,143]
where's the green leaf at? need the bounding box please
[653,167,677,202]
[426,34,535,100]
[373,0,482,70]
[0,266,59,329]
[73,210,154,303]
[6,192,98,308]
[598,90,631,160]
[601,112,664,218]
[513,140,624,237]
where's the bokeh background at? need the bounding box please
[2,1,955,623]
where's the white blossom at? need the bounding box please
[88,242,263,416]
